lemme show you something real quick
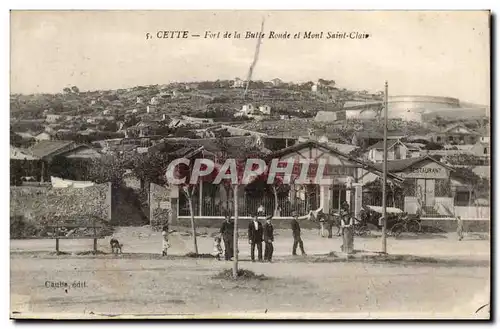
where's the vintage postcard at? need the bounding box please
[9,10,490,319]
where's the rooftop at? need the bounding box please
[372,156,453,173]
[29,140,75,159]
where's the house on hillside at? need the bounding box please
[235,104,257,117]
[231,78,245,88]
[427,123,481,145]
[126,121,162,138]
[258,105,272,115]
[150,97,159,105]
[45,114,62,123]
[365,139,422,163]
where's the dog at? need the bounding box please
[110,238,123,254]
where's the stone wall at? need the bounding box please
[149,183,172,228]
[10,183,111,221]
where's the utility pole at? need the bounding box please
[232,184,239,279]
[382,81,388,254]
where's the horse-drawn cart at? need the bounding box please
[361,205,422,237]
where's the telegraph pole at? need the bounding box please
[381,81,388,254]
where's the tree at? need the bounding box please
[63,87,72,94]
[84,156,126,186]
[451,167,490,199]
[128,152,169,189]
[175,158,218,255]
[102,121,119,132]
[71,86,80,94]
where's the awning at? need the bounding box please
[366,205,403,214]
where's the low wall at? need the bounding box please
[454,206,490,219]
[10,183,148,226]
[420,219,489,233]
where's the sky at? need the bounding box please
[10,10,490,105]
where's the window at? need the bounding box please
[448,136,454,142]
[454,191,471,207]
[436,136,442,142]
[484,148,488,155]
[435,180,451,197]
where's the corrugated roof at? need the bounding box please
[29,141,75,158]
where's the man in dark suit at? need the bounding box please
[263,215,274,262]
[291,211,306,256]
[219,215,235,260]
[248,214,264,262]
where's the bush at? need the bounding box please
[213,268,269,280]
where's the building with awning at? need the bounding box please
[372,156,455,216]
[172,139,402,220]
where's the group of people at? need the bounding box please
[214,210,309,262]
[162,201,356,259]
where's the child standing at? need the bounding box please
[456,216,464,241]
[212,236,223,260]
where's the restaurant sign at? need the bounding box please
[401,161,449,179]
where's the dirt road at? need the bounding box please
[10,226,491,260]
[10,227,490,319]
[11,256,489,319]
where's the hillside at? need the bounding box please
[10,80,380,122]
